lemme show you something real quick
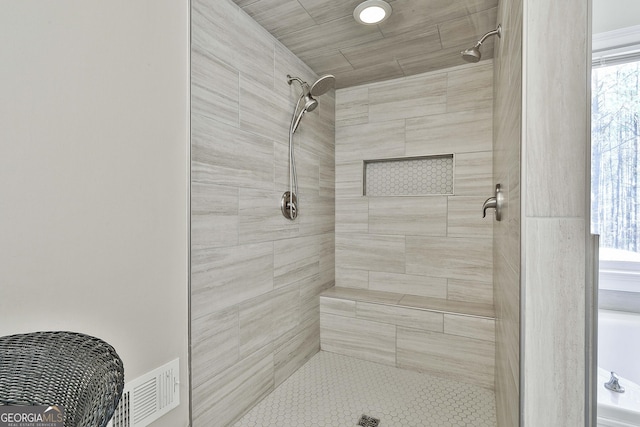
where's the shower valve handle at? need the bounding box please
[482,184,503,221]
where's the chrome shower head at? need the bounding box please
[310,74,335,97]
[461,44,482,63]
[461,24,501,63]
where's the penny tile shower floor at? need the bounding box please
[234,351,497,427]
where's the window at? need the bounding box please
[591,26,640,296]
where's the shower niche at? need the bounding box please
[363,154,454,197]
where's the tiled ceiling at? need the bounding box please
[232,0,498,88]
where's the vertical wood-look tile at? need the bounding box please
[192,46,239,127]
[336,87,369,127]
[191,307,239,389]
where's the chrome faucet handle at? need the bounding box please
[481,184,503,221]
[605,372,625,393]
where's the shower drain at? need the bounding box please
[357,414,380,427]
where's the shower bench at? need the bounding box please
[319,287,496,390]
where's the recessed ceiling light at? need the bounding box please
[353,0,392,25]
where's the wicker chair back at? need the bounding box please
[0,331,124,427]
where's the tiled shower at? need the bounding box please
[190,0,590,425]
[190,1,335,425]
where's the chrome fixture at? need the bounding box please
[604,372,625,393]
[282,74,335,220]
[461,25,502,63]
[482,184,503,221]
[353,0,392,25]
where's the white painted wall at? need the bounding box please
[0,2,189,426]
[593,0,640,33]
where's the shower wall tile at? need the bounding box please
[298,273,332,327]
[444,313,495,342]
[192,113,274,190]
[335,120,405,162]
[335,196,368,233]
[298,194,335,236]
[447,196,493,237]
[238,188,299,243]
[336,87,369,127]
[397,326,495,389]
[405,108,493,156]
[335,61,494,315]
[493,0,522,424]
[274,320,320,386]
[319,233,335,286]
[368,196,448,236]
[239,291,276,358]
[191,182,239,249]
[191,242,274,316]
[192,46,239,127]
[320,297,356,317]
[406,236,493,283]
[192,346,274,427]
[320,313,396,366]
[368,72,447,122]
[368,272,448,299]
[191,2,334,423]
[273,235,320,288]
[271,284,302,342]
[239,76,290,143]
[335,161,364,198]
[235,9,275,89]
[454,151,493,196]
[335,267,369,289]
[191,307,239,389]
[447,278,493,306]
[446,61,494,113]
[192,0,240,67]
[356,301,444,332]
[336,233,405,273]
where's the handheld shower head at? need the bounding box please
[303,93,319,113]
[461,24,501,63]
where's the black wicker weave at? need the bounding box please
[0,331,124,427]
